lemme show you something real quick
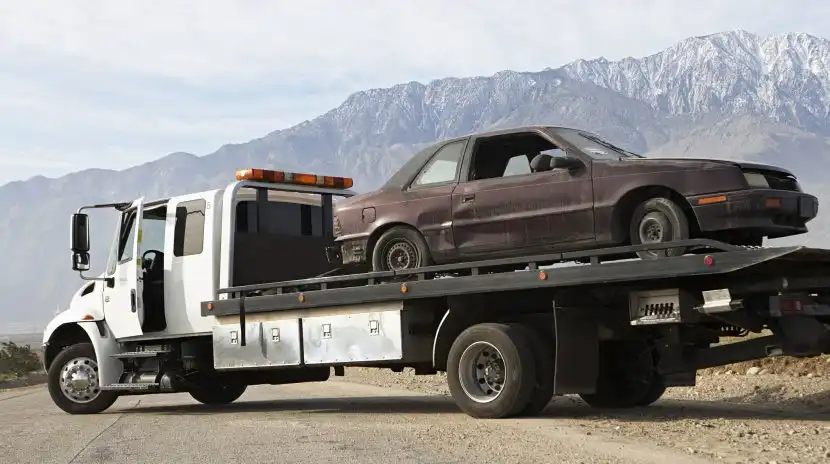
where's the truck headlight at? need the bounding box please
[743,172,769,188]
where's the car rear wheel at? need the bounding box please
[629,197,690,259]
[371,226,433,272]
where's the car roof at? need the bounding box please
[379,125,586,191]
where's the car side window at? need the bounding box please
[469,132,567,181]
[411,140,465,187]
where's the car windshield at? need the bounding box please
[549,128,645,160]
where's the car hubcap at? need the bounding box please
[386,241,417,270]
[639,213,667,243]
[458,341,507,403]
[59,356,101,403]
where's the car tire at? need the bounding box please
[371,226,433,272]
[629,197,690,259]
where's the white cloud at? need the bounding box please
[0,0,828,183]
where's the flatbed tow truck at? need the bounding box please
[43,168,830,418]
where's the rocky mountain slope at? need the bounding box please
[4,29,830,330]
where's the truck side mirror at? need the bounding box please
[71,213,90,253]
[72,251,91,272]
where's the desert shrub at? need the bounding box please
[0,342,42,376]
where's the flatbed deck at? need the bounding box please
[202,239,830,317]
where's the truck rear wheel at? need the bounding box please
[513,324,555,416]
[47,342,119,415]
[578,340,663,409]
[446,323,536,419]
[189,380,247,405]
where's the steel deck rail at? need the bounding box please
[200,239,827,318]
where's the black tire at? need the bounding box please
[634,374,667,407]
[512,324,555,417]
[446,323,537,419]
[371,226,433,272]
[47,342,119,415]
[578,340,662,409]
[629,197,690,260]
[189,381,248,405]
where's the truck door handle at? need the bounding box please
[462,193,475,203]
[130,289,136,313]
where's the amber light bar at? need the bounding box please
[236,168,354,189]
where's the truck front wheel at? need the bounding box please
[446,323,537,419]
[189,380,247,405]
[47,342,119,415]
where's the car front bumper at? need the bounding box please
[689,189,818,238]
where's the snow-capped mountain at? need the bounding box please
[3,29,830,329]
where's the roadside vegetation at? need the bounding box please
[0,341,43,383]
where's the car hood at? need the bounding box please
[624,157,796,178]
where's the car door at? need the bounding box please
[401,138,468,261]
[102,197,145,338]
[452,144,595,258]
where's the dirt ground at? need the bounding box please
[337,362,830,464]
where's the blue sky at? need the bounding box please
[1,0,829,185]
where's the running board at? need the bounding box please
[111,350,171,359]
[100,382,160,392]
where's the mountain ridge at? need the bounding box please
[3,29,830,329]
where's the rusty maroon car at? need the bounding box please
[330,125,819,272]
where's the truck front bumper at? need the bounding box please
[689,189,818,238]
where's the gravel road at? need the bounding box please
[336,366,830,463]
[2,367,828,463]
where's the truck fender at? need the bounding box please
[431,299,495,371]
[43,320,123,388]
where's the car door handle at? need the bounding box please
[462,193,475,203]
[130,289,136,313]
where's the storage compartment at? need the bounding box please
[301,308,404,364]
[212,319,303,370]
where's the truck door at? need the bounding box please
[102,197,145,338]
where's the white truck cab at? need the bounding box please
[42,168,355,414]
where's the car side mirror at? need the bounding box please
[551,156,582,170]
[71,213,90,253]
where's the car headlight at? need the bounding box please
[743,172,769,188]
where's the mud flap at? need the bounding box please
[552,301,599,395]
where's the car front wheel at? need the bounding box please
[629,197,690,259]
[371,226,433,272]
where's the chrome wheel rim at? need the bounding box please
[59,356,101,403]
[458,341,507,403]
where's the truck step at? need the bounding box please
[112,350,170,359]
[100,382,160,391]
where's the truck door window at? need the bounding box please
[117,212,136,264]
[173,199,206,257]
